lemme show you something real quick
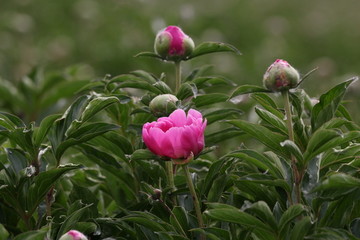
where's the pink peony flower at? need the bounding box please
[263,59,300,92]
[59,230,88,240]
[154,26,195,61]
[142,109,206,160]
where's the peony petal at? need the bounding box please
[169,109,187,127]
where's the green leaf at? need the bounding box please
[192,76,235,88]
[313,173,360,199]
[177,82,198,100]
[56,122,119,160]
[205,127,245,145]
[0,112,26,129]
[131,70,158,84]
[56,203,93,239]
[27,164,80,215]
[226,120,288,156]
[205,208,276,239]
[304,130,360,163]
[311,77,357,131]
[255,107,287,135]
[131,149,159,161]
[134,51,163,59]
[239,174,291,193]
[191,227,230,240]
[204,108,243,125]
[0,224,9,240]
[79,96,119,123]
[229,85,270,100]
[278,204,306,238]
[33,114,62,147]
[13,227,48,240]
[280,140,304,164]
[170,207,189,236]
[188,42,241,59]
[289,216,312,240]
[193,93,228,107]
[251,93,283,119]
[245,201,278,232]
[153,81,173,94]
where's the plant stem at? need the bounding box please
[166,161,176,205]
[175,61,182,93]
[282,90,302,205]
[182,165,205,239]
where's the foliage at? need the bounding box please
[0,28,359,240]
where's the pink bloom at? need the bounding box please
[142,109,206,159]
[59,230,88,240]
[154,26,195,61]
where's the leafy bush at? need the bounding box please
[0,26,359,240]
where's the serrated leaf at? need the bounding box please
[311,77,357,131]
[193,93,228,107]
[188,42,241,59]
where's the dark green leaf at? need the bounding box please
[27,164,80,215]
[278,204,306,238]
[13,227,48,240]
[226,120,288,156]
[205,127,245,145]
[170,207,189,236]
[176,82,198,100]
[245,201,278,231]
[33,114,61,147]
[255,107,287,135]
[193,93,228,107]
[131,149,159,161]
[56,203,93,239]
[289,216,312,240]
[188,42,241,59]
[311,78,357,131]
[205,208,276,239]
[229,85,270,100]
[280,140,304,164]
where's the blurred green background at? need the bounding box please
[0,0,359,120]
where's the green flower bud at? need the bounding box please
[149,94,178,117]
[154,26,194,61]
[263,59,300,92]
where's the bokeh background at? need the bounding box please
[0,0,359,120]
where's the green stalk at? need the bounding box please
[166,161,176,205]
[182,165,205,239]
[175,61,182,93]
[282,90,301,204]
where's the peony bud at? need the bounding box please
[142,109,206,160]
[154,26,195,61]
[59,230,88,240]
[149,94,178,117]
[263,59,300,92]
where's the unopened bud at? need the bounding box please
[59,230,88,240]
[151,189,162,201]
[149,94,178,117]
[154,26,194,61]
[263,59,300,92]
